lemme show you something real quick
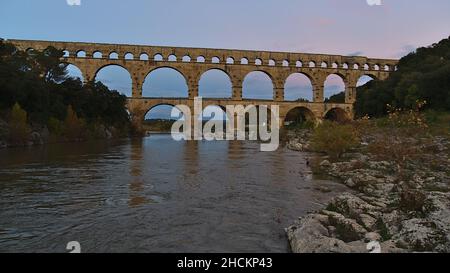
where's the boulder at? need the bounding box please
[287,214,366,253]
[395,218,447,252]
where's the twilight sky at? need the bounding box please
[1,0,449,118]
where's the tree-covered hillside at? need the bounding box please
[355,36,450,117]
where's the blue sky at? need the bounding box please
[1,0,449,118]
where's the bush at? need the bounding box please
[47,117,64,136]
[8,103,30,145]
[63,105,86,140]
[311,121,360,159]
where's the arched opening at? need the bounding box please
[125,53,134,60]
[211,57,220,64]
[353,64,359,70]
[109,52,119,59]
[284,107,316,128]
[363,64,370,70]
[201,105,227,121]
[321,62,328,68]
[226,57,234,64]
[93,51,102,58]
[197,56,205,63]
[284,73,313,102]
[168,54,177,62]
[357,75,376,87]
[182,55,191,62]
[142,67,188,98]
[63,63,84,82]
[76,50,86,58]
[324,108,350,123]
[324,74,346,103]
[154,54,163,61]
[140,53,149,61]
[26,48,36,56]
[296,61,302,67]
[63,50,70,57]
[143,104,184,133]
[241,58,249,65]
[201,105,228,134]
[242,71,274,100]
[384,65,390,71]
[374,64,380,71]
[342,63,349,69]
[199,69,232,98]
[309,61,316,68]
[282,60,289,67]
[332,62,338,69]
[95,65,132,97]
[268,59,276,66]
[255,58,262,65]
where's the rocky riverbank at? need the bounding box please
[285,128,450,253]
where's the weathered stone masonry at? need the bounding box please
[8,39,398,129]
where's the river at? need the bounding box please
[0,135,347,253]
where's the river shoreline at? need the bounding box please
[285,128,450,253]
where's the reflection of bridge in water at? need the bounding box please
[9,39,398,128]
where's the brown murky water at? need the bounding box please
[0,135,347,253]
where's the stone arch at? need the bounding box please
[332,62,339,69]
[269,59,276,66]
[182,55,191,62]
[142,67,189,98]
[255,58,262,65]
[199,69,232,98]
[63,50,70,57]
[284,106,316,127]
[201,104,229,120]
[356,74,377,87]
[211,57,220,64]
[226,57,234,64]
[95,64,132,97]
[295,61,303,67]
[282,60,289,67]
[242,70,274,100]
[284,72,314,102]
[197,56,206,63]
[61,62,84,82]
[241,57,249,65]
[140,53,149,61]
[324,74,346,102]
[309,61,316,68]
[25,48,37,56]
[168,54,177,62]
[321,62,328,68]
[125,52,134,60]
[93,51,103,58]
[154,54,163,61]
[109,52,119,59]
[76,50,86,58]
[144,103,184,121]
[324,108,350,123]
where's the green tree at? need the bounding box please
[8,103,30,144]
[311,121,360,159]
